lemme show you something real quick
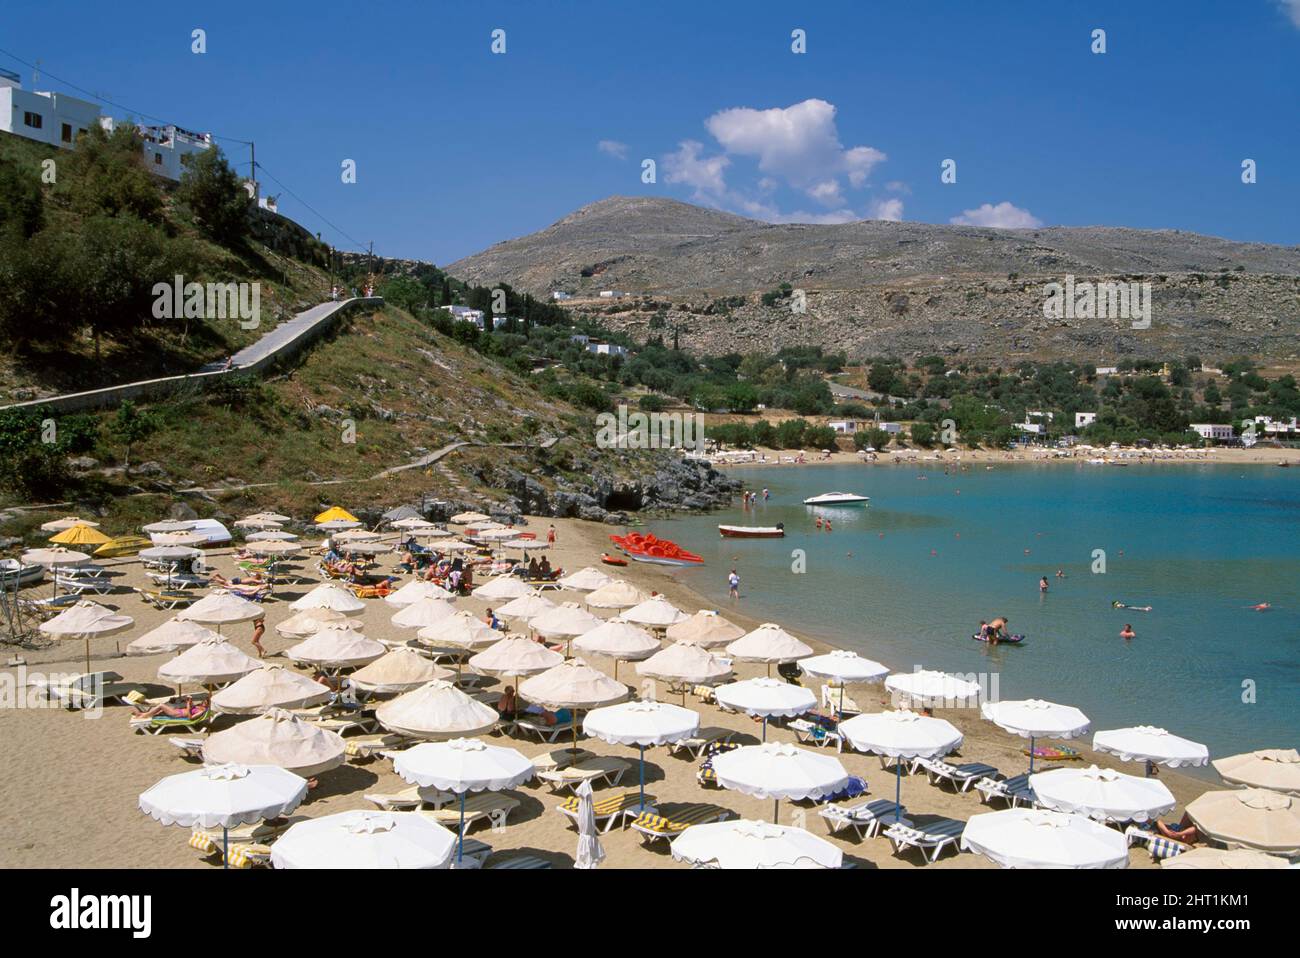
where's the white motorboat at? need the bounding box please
[802,492,870,507]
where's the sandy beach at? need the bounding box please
[0,514,1218,869]
[712,445,1300,470]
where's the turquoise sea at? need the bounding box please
[642,463,1300,764]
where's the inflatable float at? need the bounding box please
[971,633,1025,645]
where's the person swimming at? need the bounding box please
[1120,623,1136,640]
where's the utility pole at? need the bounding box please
[249,142,257,199]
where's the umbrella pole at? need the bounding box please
[895,761,902,823]
[84,636,90,674]
[1029,735,1036,773]
[638,744,646,811]
[457,792,465,865]
[223,826,229,870]
[773,798,779,824]
[761,716,767,742]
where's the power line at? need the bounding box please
[253,161,369,254]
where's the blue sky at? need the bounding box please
[3,0,1298,264]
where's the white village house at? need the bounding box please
[1075,411,1098,428]
[1190,423,1235,442]
[0,69,212,181]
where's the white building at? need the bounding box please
[827,419,867,434]
[1095,366,1118,376]
[1075,411,1097,428]
[1017,422,1046,436]
[442,305,486,327]
[587,341,629,357]
[1253,415,1298,435]
[598,290,628,299]
[0,70,212,182]
[1190,423,1234,441]
[551,291,572,301]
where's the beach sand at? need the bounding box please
[0,515,1213,869]
[717,445,1300,469]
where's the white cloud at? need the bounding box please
[1278,1,1300,28]
[950,201,1042,229]
[662,140,731,197]
[806,179,845,207]
[597,139,628,160]
[885,180,911,195]
[869,198,905,222]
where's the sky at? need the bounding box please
[3,1,1298,264]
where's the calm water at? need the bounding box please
[643,463,1300,762]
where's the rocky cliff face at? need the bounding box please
[447,196,1300,363]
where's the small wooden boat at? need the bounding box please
[93,535,152,558]
[718,524,785,539]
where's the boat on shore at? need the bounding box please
[609,532,704,566]
[718,524,785,539]
[0,558,44,588]
[803,491,870,506]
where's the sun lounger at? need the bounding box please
[189,820,291,857]
[488,854,553,869]
[883,817,967,863]
[817,775,869,805]
[536,756,631,793]
[697,740,741,787]
[56,574,115,595]
[364,786,425,811]
[973,773,1037,808]
[225,842,274,869]
[133,587,195,609]
[630,803,731,843]
[419,794,521,834]
[1124,825,1190,860]
[556,791,654,833]
[913,757,1000,793]
[344,733,410,760]
[308,714,380,736]
[169,736,208,760]
[129,707,212,735]
[27,670,122,701]
[515,717,577,743]
[820,684,862,716]
[819,800,911,840]
[532,747,595,774]
[450,837,492,869]
[690,685,717,704]
[145,571,209,589]
[789,718,844,751]
[668,726,735,761]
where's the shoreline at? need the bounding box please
[707,445,1300,470]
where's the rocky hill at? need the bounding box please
[448,196,1300,363]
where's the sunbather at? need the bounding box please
[1155,813,1200,844]
[132,695,205,720]
[497,685,518,720]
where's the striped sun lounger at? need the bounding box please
[488,855,554,869]
[630,803,731,843]
[883,817,967,863]
[1125,825,1190,860]
[556,791,654,833]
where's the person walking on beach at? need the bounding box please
[251,619,266,658]
[727,568,740,601]
[547,524,556,545]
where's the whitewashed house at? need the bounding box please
[1190,423,1234,441]
[442,305,486,328]
[551,291,572,301]
[827,419,866,434]
[587,341,629,357]
[1075,412,1097,428]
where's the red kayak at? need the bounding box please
[609,532,704,567]
[600,553,628,566]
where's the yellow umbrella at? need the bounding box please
[49,523,112,547]
[314,506,359,524]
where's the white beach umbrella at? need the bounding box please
[840,710,964,823]
[496,591,556,621]
[139,763,308,868]
[177,589,266,632]
[982,699,1091,772]
[274,607,361,639]
[285,627,386,670]
[622,595,688,628]
[391,517,435,530]
[158,637,259,687]
[271,810,456,870]
[671,819,842,869]
[376,680,499,740]
[800,649,889,718]
[437,540,478,554]
[240,512,292,525]
[1092,725,1210,775]
[714,677,816,740]
[573,778,606,869]
[38,600,133,671]
[475,527,521,541]
[245,530,297,541]
[556,566,614,592]
[142,519,196,534]
[289,583,366,616]
[21,547,91,597]
[1159,847,1292,870]
[39,516,100,532]
[394,737,533,865]
[408,527,455,540]
[316,518,362,531]
[418,610,502,653]
[1186,788,1300,854]
[471,576,533,601]
[350,648,453,694]
[332,528,381,543]
[636,641,733,694]
[960,808,1129,869]
[585,580,648,610]
[726,623,813,675]
[384,579,455,606]
[1030,765,1177,823]
[211,666,331,715]
[244,539,299,556]
[450,512,492,524]
[126,618,220,655]
[666,609,745,648]
[202,708,347,777]
[585,700,700,811]
[520,658,629,753]
[711,742,849,823]
[390,596,457,630]
[530,602,604,637]
[152,531,208,547]
[1213,749,1300,795]
[469,636,564,678]
[139,545,201,562]
[338,540,392,555]
[573,618,660,679]
[885,669,982,708]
